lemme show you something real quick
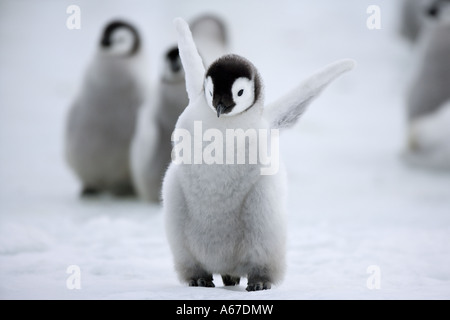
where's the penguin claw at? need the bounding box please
[188,279,197,287]
[198,278,215,287]
[188,277,215,287]
[246,281,271,291]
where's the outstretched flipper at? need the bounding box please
[265,59,356,130]
[173,18,206,101]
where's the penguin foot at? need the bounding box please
[221,275,240,286]
[81,186,100,197]
[246,281,271,292]
[188,276,215,288]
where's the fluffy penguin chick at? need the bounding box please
[405,1,450,169]
[162,18,355,291]
[66,20,146,196]
[131,46,188,202]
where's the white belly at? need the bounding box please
[179,163,261,273]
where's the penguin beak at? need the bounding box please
[216,103,226,118]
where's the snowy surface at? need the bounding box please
[1,0,450,300]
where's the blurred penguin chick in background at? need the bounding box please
[131,46,188,202]
[66,20,147,197]
[400,0,433,43]
[190,14,229,67]
[404,0,450,169]
[400,0,450,43]
[131,14,229,202]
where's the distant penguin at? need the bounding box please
[130,16,228,202]
[162,18,354,291]
[190,14,229,67]
[404,0,450,169]
[131,46,188,202]
[400,0,450,42]
[66,20,147,196]
[400,0,432,42]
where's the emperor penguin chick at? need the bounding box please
[131,46,188,202]
[405,0,450,169]
[163,18,355,291]
[66,20,147,196]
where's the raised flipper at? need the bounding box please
[173,18,206,101]
[264,59,356,130]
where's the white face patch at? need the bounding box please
[106,27,135,56]
[228,77,255,116]
[204,76,255,117]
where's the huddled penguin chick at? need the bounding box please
[66,20,147,196]
[130,15,228,203]
[163,18,355,291]
[131,46,188,202]
[405,0,450,169]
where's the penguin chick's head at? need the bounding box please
[162,46,185,82]
[100,20,140,57]
[204,54,262,118]
[426,0,450,19]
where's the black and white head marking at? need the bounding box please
[204,54,262,117]
[426,0,450,18]
[162,46,185,82]
[100,20,140,56]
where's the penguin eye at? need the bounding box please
[238,89,244,97]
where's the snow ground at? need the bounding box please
[1,0,450,300]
